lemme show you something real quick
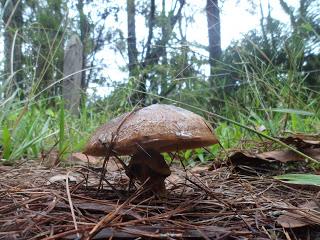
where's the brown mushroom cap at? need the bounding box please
[83,104,218,156]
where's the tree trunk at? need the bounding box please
[142,0,185,104]
[138,0,156,105]
[127,0,185,105]
[127,0,143,105]
[144,0,184,67]
[206,0,221,82]
[1,0,23,98]
[62,35,83,115]
[127,0,139,78]
[77,0,89,91]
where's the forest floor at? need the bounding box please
[1,136,320,239]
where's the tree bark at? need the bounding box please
[77,0,89,91]
[127,0,143,105]
[62,35,83,115]
[206,0,221,82]
[127,0,139,78]
[137,0,156,105]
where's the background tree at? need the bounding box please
[126,0,186,105]
[206,0,222,111]
[74,0,120,94]
[206,0,221,81]
[0,0,319,115]
[23,0,66,99]
[126,0,138,80]
[279,0,320,90]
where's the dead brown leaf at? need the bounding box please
[277,213,309,228]
[277,201,320,228]
[279,134,320,149]
[230,148,320,167]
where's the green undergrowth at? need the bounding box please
[1,34,319,165]
[0,95,319,166]
[0,98,109,164]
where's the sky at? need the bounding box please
[89,0,299,97]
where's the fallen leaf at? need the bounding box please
[277,212,310,228]
[257,150,305,162]
[277,200,320,228]
[41,150,60,167]
[279,134,320,149]
[274,174,320,187]
[167,173,182,184]
[230,148,320,167]
[299,201,319,210]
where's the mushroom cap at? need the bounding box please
[83,104,219,156]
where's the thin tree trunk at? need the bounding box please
[62,34,83,115]
[159,0,168,97]
[127,0,185,105]
[127,0,138,78]
[127,0,143,105]
[206,0,221,83]
[138,0,156,105]
[143,0,185,104]
[77,0,89,91]
[144,0,184,66]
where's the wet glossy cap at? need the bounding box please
[83,104,219,156]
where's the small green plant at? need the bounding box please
[2,123,12,160]
[58,100,66,158]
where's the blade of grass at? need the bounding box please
[2,124,12,160]
[59,100,65,157]
[274,174,320,187]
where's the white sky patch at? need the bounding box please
[220,1,259,49]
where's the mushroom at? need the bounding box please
[83,104,218,195]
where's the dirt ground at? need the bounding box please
[0,157,319,240]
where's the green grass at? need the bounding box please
[0,26,319,166]
[0,65,319,165]
[0,96,107,164]
[0,92,318,165]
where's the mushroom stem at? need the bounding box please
[126,149,171,195]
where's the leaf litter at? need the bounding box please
[1,134,320,239]
[229,134,320,173]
